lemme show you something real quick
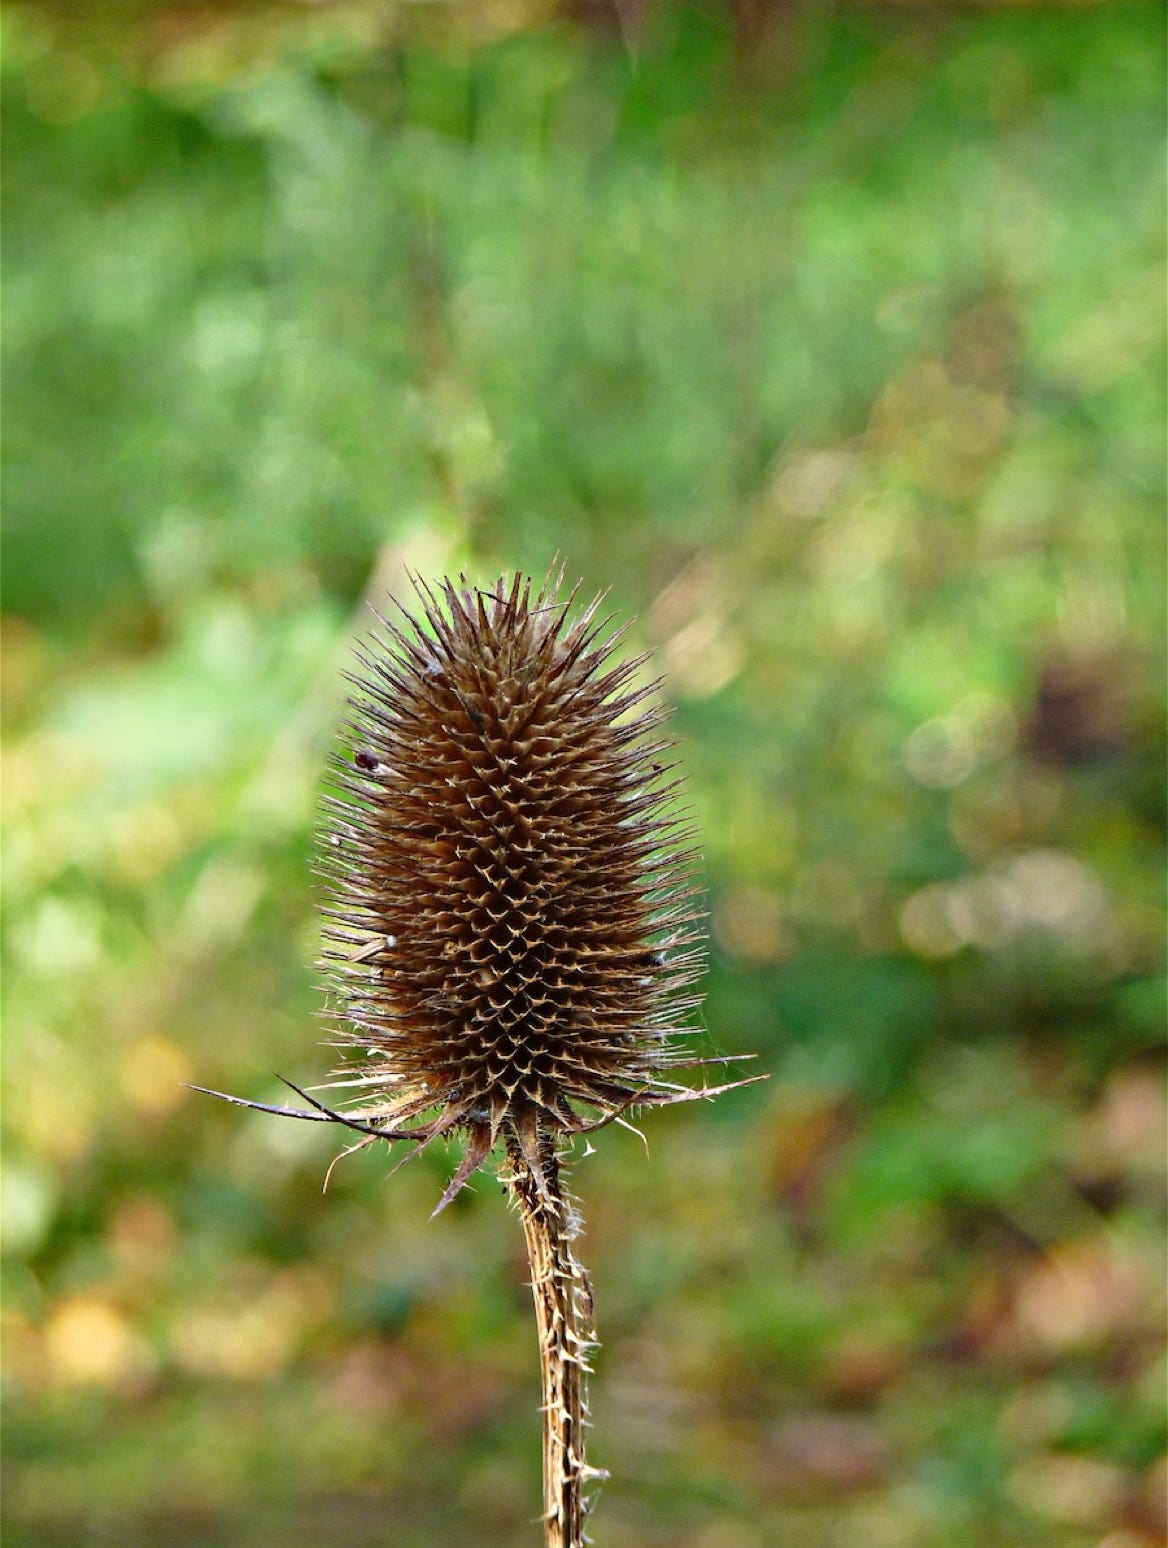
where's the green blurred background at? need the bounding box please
[2,1,1165,1544]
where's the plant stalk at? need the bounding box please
[508,1136,601,1548]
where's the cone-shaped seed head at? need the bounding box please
[320,570,706,1202]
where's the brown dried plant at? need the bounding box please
[197,569,757,1546]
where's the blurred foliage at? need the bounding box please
[2,2,1165,1545]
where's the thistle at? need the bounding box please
[197,568,756,1546]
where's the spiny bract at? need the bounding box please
[320,570,708,1209]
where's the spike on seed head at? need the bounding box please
[317,568,712,1203]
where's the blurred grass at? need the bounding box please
[2,2,1166,1546]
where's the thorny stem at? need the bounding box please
[507,1135,603,1548]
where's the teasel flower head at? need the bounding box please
[311,568,742,1210]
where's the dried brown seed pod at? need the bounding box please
[319,568,716,1210]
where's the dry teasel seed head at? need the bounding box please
[318,569,738,1200]
[195,568,760,1546]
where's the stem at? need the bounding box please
[507,1136,601,1548]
